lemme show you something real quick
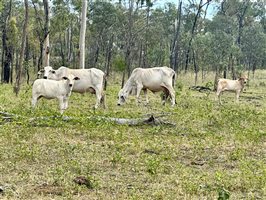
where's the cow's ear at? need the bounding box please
[62,76,68,80]
[51,70,56,74]
[74,77,80,80]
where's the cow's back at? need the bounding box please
[218,79,240,91]
[33,79,65,98]
[131,67,173,92]
[67,68,105,93]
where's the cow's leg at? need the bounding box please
[31,96,38,108]
[94,88,102,109]
[164,85,175,106]
[216,90,222,105]
[161,89,169,106]
[169,88,176,106]
[235,90,240,103]
[63,97,68,110]
[135,85,143,105]
[58,97,65,114]
[100,92,106,109]
[143,89,149,105]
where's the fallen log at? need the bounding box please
[59,115,175,126]
[189,85,212,92]
[98,115,175,126]
[1,111,175,126]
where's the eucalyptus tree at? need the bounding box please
[50,0,78,67]
[79,0,87,69]
[170,0,182,73]
[239,0,266,74]
[43,0,50,67]
[212,0,266,76]
[32,0,50,71]
[88,1,118,69]
[183,0,212,73]
[14,0,28,95]
[147,3,177,68]
[1,0,13,83]
[241,23,266,77]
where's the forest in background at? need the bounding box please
[1,1,266,199]
[0,0,265,88]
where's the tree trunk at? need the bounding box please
[25,36,30,84]
[184,0,212,73]
[43,0,50,67]
[213,65,220,91]
[252,61,256,78]
[67,26,72,63]
[107,39,114,72]
[125,0,134,78]
[138,42,143,68]
[143,5,150,68]
[94,42,100,67]
[10,50,14,83]
[79,0,87,69]
[1,0,13,83]
[193,50,198,86]
[60,33,66,66]
[104,35,113,90]
[3,45,12,83]
[231,56,236,80]
[170,0,182,73]
[32,1,45,71]
[14,0,28,96]
[237,2,248,46]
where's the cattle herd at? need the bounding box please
[33,66,248,114]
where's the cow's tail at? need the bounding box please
[103,73,107,91]
[101,74,107,108]
[172,72,177,104]
[172,72,176,88]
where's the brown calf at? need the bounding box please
[216,76,248,104]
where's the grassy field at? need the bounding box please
[0,71,265,199]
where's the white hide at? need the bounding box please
[32,74,79,114]
[117,67,176,106]
[42,66,106,109]
[216,76,248,104]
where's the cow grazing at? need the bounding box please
[117,67,176,106]
[32,74,80,114]
[40,66,106,109]
[216,76,248,104]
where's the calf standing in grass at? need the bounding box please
[216,76,248,104]
[32,74,80,114]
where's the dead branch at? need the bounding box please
[189,86,212,92]
[98,115,175,126]
[0,111,175,126]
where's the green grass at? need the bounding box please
[0,71,265,199]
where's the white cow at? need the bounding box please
[32,74,80,114]
[216,76,248,104]
[117,67,176,106]
[40,66,106,109]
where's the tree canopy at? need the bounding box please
[0,0,265,83]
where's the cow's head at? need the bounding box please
[37,69,45,78]
[117,89,127,106]
[62,74,80,88]
[43,66,57,80]
[238,75,248,84]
